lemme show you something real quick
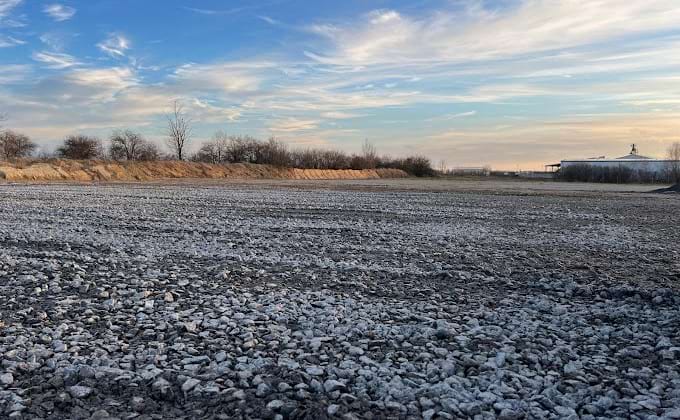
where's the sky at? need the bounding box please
[1,0,680,169]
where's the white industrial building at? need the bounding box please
[545,145,679,182]
[559,145,674,173]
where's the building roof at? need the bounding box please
[561,144,659,163]
[617,153,653,160]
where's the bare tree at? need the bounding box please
[165,101,192,161]
[438,159,447,174]
[109,129,147,161]
[193,142,218,164]
[361,139,378,169]
[225,135,259,163]
[0,112,6,131]
[212,131,229,163]
[57,135,103,160]
[258,137,290,167]
[668,142,680,184]
[0,130,37,161]
[193,131,231,164]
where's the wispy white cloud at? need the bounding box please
[269,118,319,133]
[183,6,245,16]
[258,15,280,25]
[97,33,131,57]
[32,51,81,69]
[307,1,680,66]
[0,64,31,83]
[172,62,265,93]
[321,111,363,119]
[0,0,21,18]
[0,34,23,47]
[43,4,76,22]
[66,67,137,95]
[427,111,477,121]
[0,0,24,28]
[39,32,69,51]
[189,98,241,122]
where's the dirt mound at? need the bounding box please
[651,184,680,193]
[0,159,408,182]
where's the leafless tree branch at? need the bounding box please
[165,101,192,161]
[110,129,153,161]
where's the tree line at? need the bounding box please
[191,132,435,176]
[0,103,435,176]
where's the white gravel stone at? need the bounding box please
[0,373,13,386]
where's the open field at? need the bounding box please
[1,180,679,419]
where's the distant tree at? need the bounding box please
[212,131,229,162]
[0,112,6,131]
[193,131,230,164]
[319,149,350,169]
[438,159,447,174]
[165,100,192,161]
[361,139,378,169]
[668,142,680,184]
[291,148,320,169]
[0,130,37,161]
[109,129,148,161]
[225,135,259,163]
[257,137,290,167]
[193,142,220,164]
[136,141,160,161]
[399,156,435,177]
[57,135,103,160]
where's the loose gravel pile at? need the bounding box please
[0,183,679,420]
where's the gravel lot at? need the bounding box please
[1,181,679,419]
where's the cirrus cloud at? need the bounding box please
[43,4,76,22]
[97,33,131,57]
[32,51,81,69]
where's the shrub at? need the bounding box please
[193,133,435,176]
[57,135,103,160]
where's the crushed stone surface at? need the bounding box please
[0,183,679,419]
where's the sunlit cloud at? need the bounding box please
[307,1,680,66]
[172,62,265,93]
[32,51,82,69]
